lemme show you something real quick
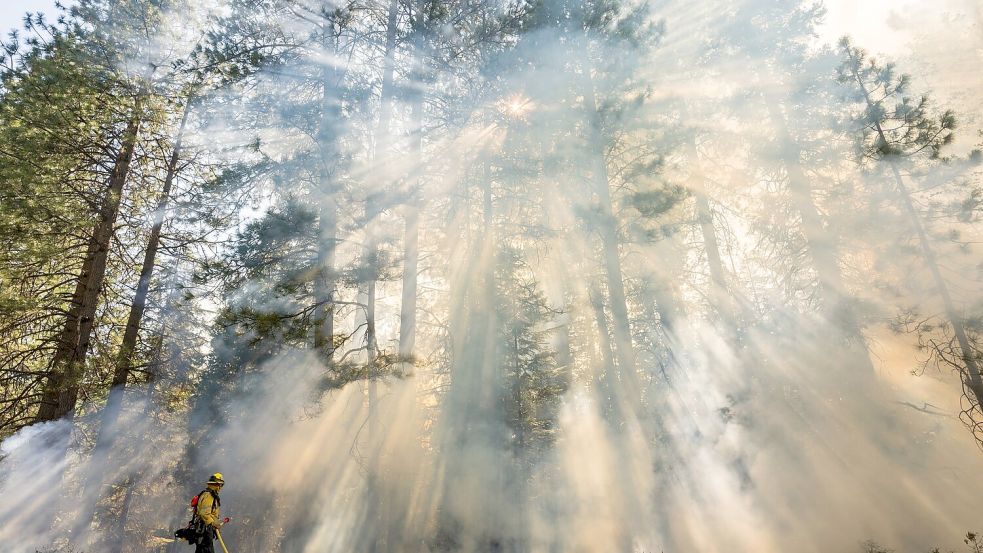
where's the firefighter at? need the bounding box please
[193,472,225,553]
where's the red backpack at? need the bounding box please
[174,489,220,544]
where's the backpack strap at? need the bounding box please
[207,488,221,508]
[192,489,220,521]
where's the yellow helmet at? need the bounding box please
[207,472,225,485]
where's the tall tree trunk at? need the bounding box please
[314,196,338,359]
[769,103,875,376]
[847,65,983,411]
[589,283,615,385]
[73,100,194,546]
[888,162,983,411]
[578,38,664,550]
[398,203,420,360]
[398,16,428,363]
[110,327,166,551]
[364,8,399,546]
[689,144,728,296]
[555,306,573,372]
[639,276,681,385]
[364,6,400,540]
[100,98,192,435]
[284,26,345,552]
[433,156,500,550]
[686,139,749,326]
[580,49,636,382]
[360,0,399,366]
[35,108,143,423]
[313,33,342,360]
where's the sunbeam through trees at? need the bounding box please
[1,1,982,552]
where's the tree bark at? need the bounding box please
[398,204,420,360]
[579,49,637,382]
[35,108,143,423]
[313,32,342,360]
[360,0,399,366]
[398,14,428,363]
[100,98,192,433]
[589,283,615,382]
[363,9,398,539]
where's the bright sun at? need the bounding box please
[499,94,533,118]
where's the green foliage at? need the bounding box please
[628,184,689,218]
[837,38,956,162]
[495,245,568,453]
[0,21,121,432]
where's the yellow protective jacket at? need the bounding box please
[196,487,221,528]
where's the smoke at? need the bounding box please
[6,319,983,552]
[2,0,983,552]
[0,421,73,547]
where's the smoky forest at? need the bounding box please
[1,0,982,552]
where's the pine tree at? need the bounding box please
[837,38,983,440]
[0,20,111,434]
[0,8,155,429]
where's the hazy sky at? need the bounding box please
[0,0,65,35]
[0,0,978,136]
[820,0,983,149]
[0,0,976,48]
